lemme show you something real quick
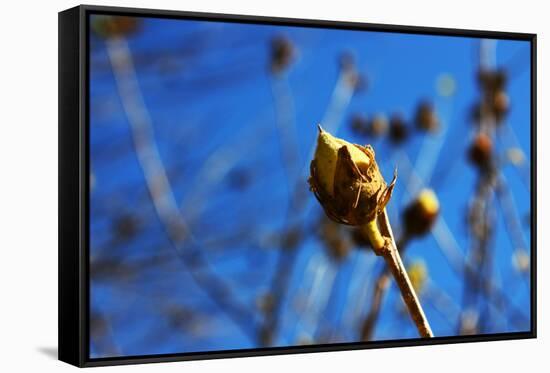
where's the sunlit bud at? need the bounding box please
[403,189,440,236]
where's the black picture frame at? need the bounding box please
[59,4,537,367]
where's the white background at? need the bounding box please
[0,0,546,371]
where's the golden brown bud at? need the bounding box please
[308,126,396,226]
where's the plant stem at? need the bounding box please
[372,208,434,338]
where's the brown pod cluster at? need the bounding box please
[415,101,439,133]
[389,114,409,145]
[270,36,294,74]
[350,114,388,139]
[309,126,396,226]
[403,189,440,237]
[468,133,493,169]
[476,68,510,124]
[91,16,141,38]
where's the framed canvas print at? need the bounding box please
[58,5,537,367]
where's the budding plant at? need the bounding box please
[308,125,433,338]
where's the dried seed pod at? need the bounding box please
[91,16,141,38]
[403,189,440,237]
[468,133,493,169]
[368,114,389,138]
[414,101,439,133]
[389,114,409,145]
[308,125,396,226]
[270,36,294,74]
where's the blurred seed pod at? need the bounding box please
[270,36,294,74]
[319,216,352,261]
[296,333,314,346]
[281,226,302,250]
[339,51,356,72]
[368,114,389,138]
[256,293,275,314]
[350,114,369,137]
[436,73,456,97]
[388,114,409,145]
[492,90,510,123]
[468,133,493,169]
[407,260,428,294]
[506,147,525,166]
[91,16,141,39]
[467,198,492,240]
[477,68,507,94]
[113,214,140,241]
[512,249,530,274]
[339,52,367,93]
[403,189,440,237]
[459,310,479,335]
[414,101,439,133]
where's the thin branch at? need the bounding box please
[106,36,257,341]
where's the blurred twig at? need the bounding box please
[106,36,258,341]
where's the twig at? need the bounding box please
[106,36,258,341]
[366,209,433,338]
